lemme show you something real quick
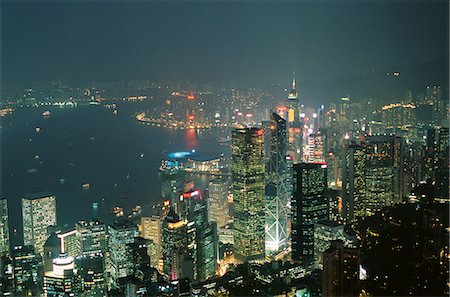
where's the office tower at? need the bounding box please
[160,160,186,204]
[435,127,449,199]
[292,163,328,264]
[196,221,218,281]
[43,233,61,273]
[76,254,105,297]
[364,135,404,213]
[426,85,443,126]
[140,216,162,269]
[381,102,416,133]
[313,221,357,269]
[43,253,80,297]
[232,128,265,262]
[325,152,339,189]
[322,241,359,297]
[0,198,9,257]
[55,227,78,258]
[76,219,107,255]
[208,178,229,228]
[0,254,14,295]
[75,220,108,296]
[22,192,57,256]
[108,221,138,288]
[342,144,366,221]
[265,112,290,254]
[339,97,350,125]
[11,245,42,296]
[287,74,303,162]
[162,209,191,281]
[313,130,326,162]
[127,237,152,282]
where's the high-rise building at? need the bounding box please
[127,237,152,282]
[162,209,191,281]
[11,245,42,296]
[43,253,80,297]
[140,216,162,269]
[313,221,357,269]
[108,220,138,288]
[265,112,290,254]
[76,219,108,255]
[435,127,449,199]
[196,221,218,281]
[287,74,303,162]
[322,240,359,297]
[364,135,404,213]
[0,198,10,257]
[22,192,57,256]
[342,144,366,221]
[232,128,266,262]
[292,163,328,264]
[76,254,106,297]
[160,160,186,204]
[207,178,229,228]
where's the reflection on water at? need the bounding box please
[185,129,198,149]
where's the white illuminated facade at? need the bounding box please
[22,192,57,256]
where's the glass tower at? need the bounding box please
[232,127,265,262]
[264,112,290,254]
[292,163,328,264]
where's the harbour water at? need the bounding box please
[0,101,229,245]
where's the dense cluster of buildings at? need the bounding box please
[0,77,448,296]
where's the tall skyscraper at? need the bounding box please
[195,221,218,281]
[162,209,191,281]
[342,144,366,221]
[292,163,328,264]
[108,220,138,288]
[232,128,266,262]
[43,253,80,297]
[11,245,43,296]
[76,219,108,255]
[160,160,186,204]
[207,178,229,228]
[76,254,105,297]
[140,216,162,270]
[322,240,359,297]
[22,192,57,256]
[0,198,10,257]
[287,73,303,162]
[364,135,404,214]
[265,112,290,254]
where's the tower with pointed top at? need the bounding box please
[287,73,303,163]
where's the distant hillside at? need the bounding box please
[299,57,448,105]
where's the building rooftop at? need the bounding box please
[23,191,55,200]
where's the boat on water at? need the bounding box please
[112,206,124,217]
[82,183,90,190]
[35,127,41,133]
[42,110,51,117]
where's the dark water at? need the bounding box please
[0,102,228,245]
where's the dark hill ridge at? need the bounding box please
[296,56,448,105]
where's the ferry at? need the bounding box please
[82,183,90,190]
[35,127,41,133]
[112,206,124,217]
[42,110,51,117]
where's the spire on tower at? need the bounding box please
[292,71,296,90]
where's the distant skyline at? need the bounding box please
[1,0,449,86]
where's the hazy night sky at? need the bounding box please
[2,0,448,85]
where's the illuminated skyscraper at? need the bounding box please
[207,178,229,228]
[43,253,80,297]
[364,135,404,214]
[292,163,328,264]
[265,112,290,254]
[11,245,42,296]
[342,144,366,221]
[232,128,266,262]
[76,219,107,255]
[108,221,138,288]
[22,192,57,256]
[160,160,186,204]
[287,73,303,162]
[0,198,10,257]
[140,216,162,269]
[162,209,191,281]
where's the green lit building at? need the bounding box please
[232,127,265,262]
